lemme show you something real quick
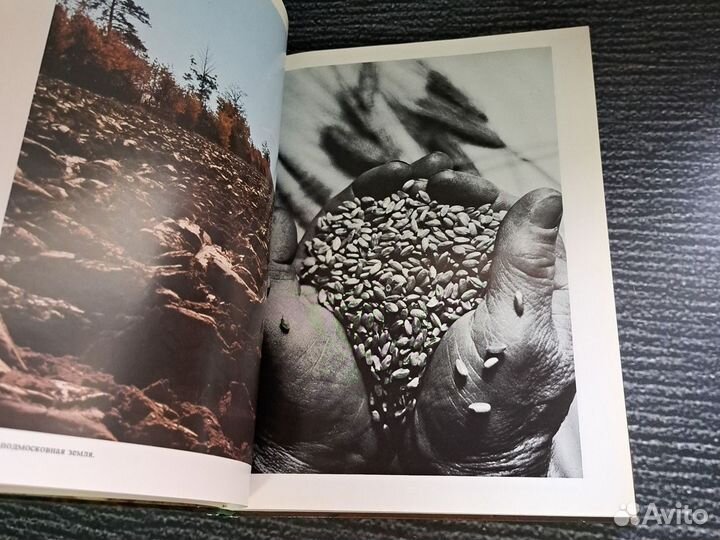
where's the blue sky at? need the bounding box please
[134,0,287,168]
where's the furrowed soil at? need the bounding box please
[0,76,274,462]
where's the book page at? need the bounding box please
[0,0,286,509]
[250,27,634,518]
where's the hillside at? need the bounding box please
[0,76,274,462]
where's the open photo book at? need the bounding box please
[0,0,635,520]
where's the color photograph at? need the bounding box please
[0,0,286,463]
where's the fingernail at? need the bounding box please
[530,191,563,229]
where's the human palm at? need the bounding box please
[255,152,575,476]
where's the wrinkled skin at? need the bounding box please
[255,152,575,476]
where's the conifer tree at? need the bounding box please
[87,0,151,53]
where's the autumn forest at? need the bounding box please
[44,0,272,178]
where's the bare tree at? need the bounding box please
[221,84,247,115]
[183,47,219,109]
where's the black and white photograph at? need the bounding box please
[254,47,582,477]
[0,0,286,464]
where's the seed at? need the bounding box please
[514,291,524,316]
[279,317,290,334]
[318,289,328,305]
[468,402,491,414]
[484,357,500,369]
[373,286,386,301]
[301,185,506,430]
[437,270,454,285]
[455,358,469,377]
[404,320,413,335]
[392,368,410,379]
[487,343,507,355]
[460,289,477,301]
[327,281,343,293]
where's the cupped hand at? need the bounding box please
[254,152,575,476]
[402,169,575,476]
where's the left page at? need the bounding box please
[0,0,287,509]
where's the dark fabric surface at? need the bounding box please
[1,0,719,538]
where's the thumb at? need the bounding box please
[269,205,299,284]
[265,205,302,340]
[485,188,563,326]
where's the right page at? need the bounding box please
[251,27,634,519]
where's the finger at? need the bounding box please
[269,206,299,285]
[485,188,563,323]
[552,235,572,357]
[352,160,413,198]
[409,151,452,179]
[426,169,516,209]
[270,205,297,264]
[428,132,481,174]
